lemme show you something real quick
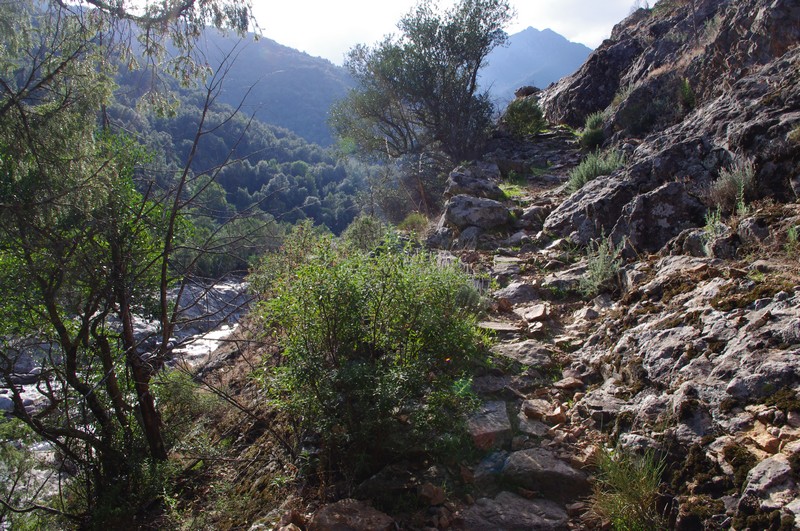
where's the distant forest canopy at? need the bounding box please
[111,48,368,241]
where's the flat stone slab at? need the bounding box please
[468,401,512,450]
[501,448,590,503]
[479,321,524,333]
[516,303,549,322]
[308,499,395,531]
[491,340,554,368]
[458,491,568,530]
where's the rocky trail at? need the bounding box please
[199,0,800,528]
[228,127,800,530]
[434,130,800,529]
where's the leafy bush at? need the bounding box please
[248,220,329,298]
[580,235,624,297]
[257,236,487,480]
[589,447,667,530]
[341,214,388,252]
[567,150,626,193]
[708,158,755,214]
[503,98,546,138]
[397,212,429,234]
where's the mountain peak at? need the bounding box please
[480,27,592,103]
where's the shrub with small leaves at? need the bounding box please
[502,97,546,138]
[257,236,487,480]
[708,158,755,214]
[679,78,695,111]
[397,211,429,234]
[567,149,626,193]
[341,214,389,252]
[579,235,624,297]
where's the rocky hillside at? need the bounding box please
[418,0,800,528]
[186,0,800,529]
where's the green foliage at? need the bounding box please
[503,98,546,138]
[580,235,624,297]
[567,149,626,193]
[678,78,696,111]
[708,158,755,214]
[397,212,429,234]
[786,225,799,255]
[331,0,514,164]
[341,214,389,252]
[580,111,608,150]
[589,447,667,530]
[611,85,635,109]
[585,111,605,131]
[256,235,487,480]
[248,220,330,298]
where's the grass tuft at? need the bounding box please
[567,149,626,193]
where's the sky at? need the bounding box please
[252,0,637,65]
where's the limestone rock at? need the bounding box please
[308,499,395,531]
[458,491,568,531]
[501,448,590,502]
[491,340,554,369]
[445,164,504,200]
[443,195,510,230]
[468,401,512,450]
[740,454,796,511]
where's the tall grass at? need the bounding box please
[589,447,667,530]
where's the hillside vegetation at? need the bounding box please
[4,0,800,529]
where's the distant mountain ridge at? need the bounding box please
[479,27,592,104]
[162,27,590,146]
[198,31,355,146]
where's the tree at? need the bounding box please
[331,0,514,166]
[0,0,258,523]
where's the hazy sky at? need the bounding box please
[252,0,636,64]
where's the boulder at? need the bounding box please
[468,401,512,450]
[445,164,504,200]
[494,281,540,305]
[443,195,510,231]
[458,491,568,530]
[501,448,591,502]
[610,181,707,253]
[308,499,394,531]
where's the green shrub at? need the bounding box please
[397,211,429,234]
[585,110,607,131]
[503,98,546,137]
[702,207,726,255]
[580,235,624,297]
[580,127,606,151]
[786,225,799,255]
[341,214,389,252]
[708,158,755,214]
[679,78,695,111]
[567,149,626,193]
[589,447,667,530]
[579,111,607,150]
[258,238,487,480]
[248,220,329,298]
